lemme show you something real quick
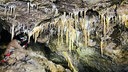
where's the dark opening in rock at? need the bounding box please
[0,24,11,60]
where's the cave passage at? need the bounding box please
[0,24,11,59]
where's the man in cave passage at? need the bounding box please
[0,32,29,64]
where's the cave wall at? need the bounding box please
[0,0,128,72]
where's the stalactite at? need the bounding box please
[70,13,73,18]
[80,18,88,47]
[84,10,86,19]
[101,14,104,24]
[84,18,88,47]
[68,18,71,51]
[34,30,40,43]
[82,18,88,47]
[118,15,122,23]
[76,30,80,45]
[7,4,16,16]
[69,35,72,52]
[106,16,110,31]
[4,6,7,16]
[84,29,88,47]
[74,11,78,30]
[11,15,16,40]
[103,16,106,36]
[70,18,76,50]
[124,15,128,28]
[100,39,104,55]
[57,25,61,46]
[27,2,30,13]
[70,29,73,51]
[11,24,15,40]
[28,32,32,43]
[80,10,83,18]
[60,20,64,44]
[10,6,13,15]
[66,28,69,45]
[59,12,67,44]
[63,52,78,72]
[69,12,71,17]
[66,20,69,45]
[71,28,76,50]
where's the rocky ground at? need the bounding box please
[0,42,68,72]
[0,0,128,72]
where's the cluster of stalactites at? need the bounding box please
[100,12,128,38]
[28,25,43,43]
[100,13,112,55]
[55,10,89,52]
[99,12,128,55]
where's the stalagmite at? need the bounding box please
[63,52,78,72]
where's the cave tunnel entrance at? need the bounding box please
[0,28,11,45]
[0,21,11,58]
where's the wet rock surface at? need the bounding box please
[0,0,128,72]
